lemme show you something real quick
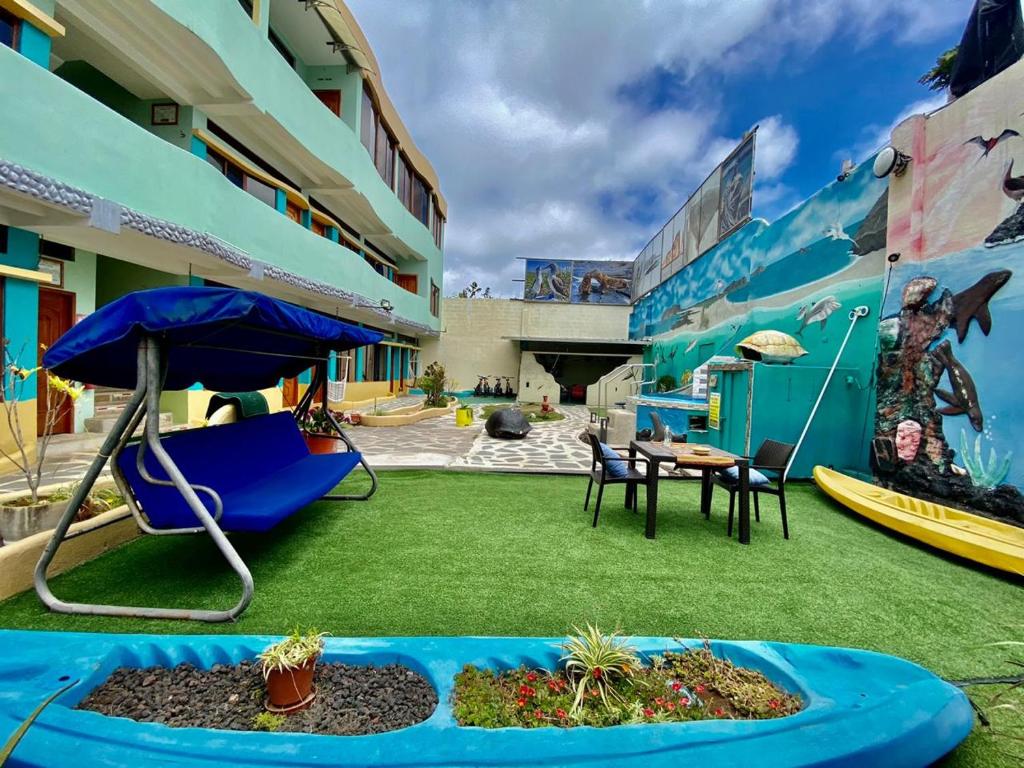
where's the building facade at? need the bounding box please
[0,0,445,465]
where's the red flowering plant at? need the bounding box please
[452,628,801,729]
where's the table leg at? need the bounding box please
[737,458,751,545]
[645,459,659,539]
[700,468,711,519]
[625,445,637,510]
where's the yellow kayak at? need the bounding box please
[813,466,1024,576]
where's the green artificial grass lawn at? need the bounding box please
[0,470,1021,765]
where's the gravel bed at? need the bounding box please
[77,661,437,735]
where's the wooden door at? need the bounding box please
[282,377,299,408]
[37,288,75,435]
[395,274,418,294]
[313,89,342,117]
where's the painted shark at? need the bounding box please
[951,270,1011,343]
[932,340,983,432]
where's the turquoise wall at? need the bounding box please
[630,162,888,476]
[1,228,41,391]
[95,256,188,307]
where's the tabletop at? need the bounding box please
[630,441,742,468]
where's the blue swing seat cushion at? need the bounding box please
[116,411,360,533]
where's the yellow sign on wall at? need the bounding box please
[708,392,721,430]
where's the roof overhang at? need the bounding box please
[503,336,648,356]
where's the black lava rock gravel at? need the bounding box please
[76,661,437,735]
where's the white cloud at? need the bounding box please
[346,0,970,296]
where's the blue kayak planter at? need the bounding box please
[0,630,972,767]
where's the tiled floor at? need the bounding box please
[451,405,593,473]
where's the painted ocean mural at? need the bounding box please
[873,57,1024,523]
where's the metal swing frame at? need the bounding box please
[291,360,378,501]
[34,334,376,622]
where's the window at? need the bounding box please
[206,147,280,210]
[432,206,445,249]
[0,224,8,254]
[411,175,430,225]
[360,87,375,156]
[245,175,277,208]
[361,85,396,185]
[0,9,18,50]
[430,280,440,317]
[397,154,411,208]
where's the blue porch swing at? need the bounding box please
[33,286,384,622]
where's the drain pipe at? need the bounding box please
[786,305,870,479]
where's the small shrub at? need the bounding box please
[417,362,449,409]
[656,374,677,392]
[251,712,286,732]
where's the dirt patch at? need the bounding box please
[77,661,437,735]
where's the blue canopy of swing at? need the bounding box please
[43,286,385,391]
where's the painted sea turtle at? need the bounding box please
[735,330,808,364]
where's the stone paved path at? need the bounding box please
[451,404,592,474]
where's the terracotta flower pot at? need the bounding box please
[303,432,337,455]
[265,658,317,712]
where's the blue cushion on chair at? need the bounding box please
[717,465,771,486]
[599,443,629,479]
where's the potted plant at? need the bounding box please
[297,406,339,454]
[258,629,326,713]
[0,341,84,543]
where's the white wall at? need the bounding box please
[420,298,633,396]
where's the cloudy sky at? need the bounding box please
[346,0,972,296]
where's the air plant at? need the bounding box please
[560,624,641,713]
[959,429,1012,489]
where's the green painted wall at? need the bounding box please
[149,0,444,295]
[95,256,187,308]
[63,250,97,430]
[54,61,195,151]
[0,45,436,330]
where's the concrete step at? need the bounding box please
[84,411,173,434]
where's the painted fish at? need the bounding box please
[796,296,841,336]
[685,338,699,354]
[932,340,983,432]
[951,270,1011,343]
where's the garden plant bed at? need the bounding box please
[77,660,437,735]
[454,641,801,728]
[481,403,565,422]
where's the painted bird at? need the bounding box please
[545,262,569,299]
[963,129,1019,157]
[824,222,858,248]
[1003,158,1024,202]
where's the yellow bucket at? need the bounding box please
[455,406,474,427]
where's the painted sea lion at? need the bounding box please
[951,270,1011,343]
[932,340,983,432]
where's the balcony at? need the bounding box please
[0,44,437,333]
[51,0,442,267]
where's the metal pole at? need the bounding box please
[786,305,870,479]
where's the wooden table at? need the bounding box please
[626,441,752,544]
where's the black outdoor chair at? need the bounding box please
[584,433,651,527]
[710,439,795,539]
